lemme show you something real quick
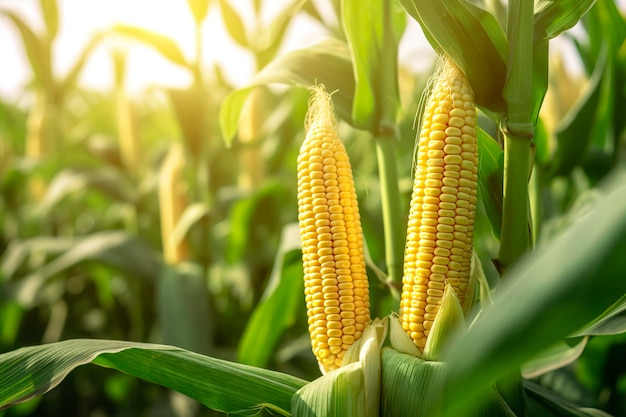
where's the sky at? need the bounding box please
[0,0,622,105]
[0,0,352,102]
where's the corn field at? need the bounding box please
[1,0,626,416]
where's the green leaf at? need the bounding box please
[187,0,211,23]
[1,237,76,280]
[10,231,160,308]
[477,128,503,239]
[0,339,307,414]
[292,362,365,417]
[575,293,626,336]
[525,381,613,417]
[534,0,596,40]
[522,337,589,379]
[226,181,288,264]
[35,167,139,215]
[60,32,104,97]
[341,0,405,132]
[170,202,211,253]
[381,349,514,417]
[218,0,248,48]
[39,0,59,39]
[254,0,302,68]
[112,25,190,68]
[219,39,354,145]
[381,349,445,417]
[441,176,626,417]
[0,302,24,346]
[1,11,54,90]
[398,0,508,115]
[238,223,303,367]
[292,320,386,417]
[158,263,212,352]
[550,46,607,177]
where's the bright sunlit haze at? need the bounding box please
[0,0,348,101]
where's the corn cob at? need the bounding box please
[297,85,370,373]
[159,143,190,265]
[399,57,478,349]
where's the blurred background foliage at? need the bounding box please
[0,0,625,416]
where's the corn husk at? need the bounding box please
[381,348,516,417]
[291,318,387,417]
[422,285,465,361]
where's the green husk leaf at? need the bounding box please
[389,314,422,358]
[381,349,445,416]
[423,286,466,361]
[462,251,484,314]
[292,319,386,417]
[381,348,515,417]
[291,362,365,417]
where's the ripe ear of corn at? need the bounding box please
[297,85,371,374]
[399,56,478,350]
[159,143,190,265]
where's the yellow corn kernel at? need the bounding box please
[297,85,370,374]
[400,57,478,350]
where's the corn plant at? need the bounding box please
[2,0,626,416]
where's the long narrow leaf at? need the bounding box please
[342,0,405,131]
[477,128,503,239]
[238,223,303,367]
[11,231,160,307]
[218,0,248,47]
[219,39,354,145]
[187,0,210,23]
[525,381,613,417]
[398,0,508,115]
[112,25,190,68]
[534,0,596,40]
[550,46,607,177]
[441,176,626,416]
[39,0,59,39]
[1,11,54,89]
[0,339,307,414]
